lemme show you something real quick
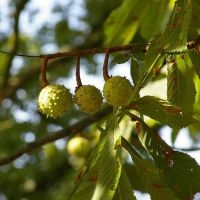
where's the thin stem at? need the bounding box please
[0,42,193,61]
[103,49,110,80]
[75,54,82,88]
[0,50,41,58]
[40,57,49,88]
[0,43,146,59]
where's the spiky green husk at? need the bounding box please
[103,76,133,107]
[74,85,103,113]
[38,84,73,118]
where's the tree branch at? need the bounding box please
[0,106,113,166]
[0,43,147,101]
[0,43,147,59]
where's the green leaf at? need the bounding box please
[140,0,171,40]
[92,121,122,200]
[132,96,198,129]
[140,0,192,95]
[113,168,137,200]
[188,76,200,137]
[188,0,200,38]
[104,0,150,45]
[135,118,200,199]
[167,55,196,113]
[161,0,192,51]
[128,49,163,103]
[68,114,122,200]
[133,159,179,200]
[122,133,178,200]
[163,151,200,199]
[123,163,147,192]
[127,0,192,101]
[67,133,107,200]
[130,58,142,85]
[130,44,146,61]
[140,56,165,88]
[189,50,200,79]
[111,53,131,64]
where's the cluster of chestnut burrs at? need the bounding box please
[38,47,135,118]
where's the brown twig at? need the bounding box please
[75,53,82,88]
[0,106,113,166]
[0,43,145,59]
[0,43,146,100]
[40,57,49,88]
[103,49,110,80]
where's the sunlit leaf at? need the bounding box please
[104,0,150,45]
[132,96,198,129]
[68,114,122,200]
[161,0,192,51]
[91,119,122,200]
[140,0,171,40]
[141,0,192,93]
[67,135,106,200]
